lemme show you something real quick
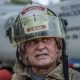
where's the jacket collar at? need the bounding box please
[46,63,64,80]
[14,62,64,80]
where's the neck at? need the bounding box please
[31,62,57,76]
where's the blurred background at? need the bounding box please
[0,0,80,72]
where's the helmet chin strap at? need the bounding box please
[16,46,25,66]
[62,39,69,80]
[16,46,20,63]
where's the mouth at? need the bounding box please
[35,53,48,58]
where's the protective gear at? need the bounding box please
[11,63,80,80]
[9,3,66,46]
[0,69,12,80]
[7,2,69,80]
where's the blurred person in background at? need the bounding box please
[7,1,80,80]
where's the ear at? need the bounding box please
[55,45,59,54]
[57,49,62,62]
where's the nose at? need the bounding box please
[36,41,46,51]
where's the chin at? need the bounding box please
[35,61,52,67]
[35,64,51,68]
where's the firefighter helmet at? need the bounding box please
[10,3,66,46]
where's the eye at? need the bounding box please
[43,38,50,43]
[27,39,38,45]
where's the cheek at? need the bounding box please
[49,49,58,63]
[25,46,35,58]
[48,44,58,58]
[49,43,58,52]
[50,48,58,58]
[25,45,32,53]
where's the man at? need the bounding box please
[8,2,80,80]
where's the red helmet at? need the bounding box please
[0,69,12,80]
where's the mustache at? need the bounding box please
[35,53,48,57]
[34,49,48,57]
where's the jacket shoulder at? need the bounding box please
[11,73,27,80]
[69,68,80,80]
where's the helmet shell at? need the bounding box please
[11,3,66,46]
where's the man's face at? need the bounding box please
[25,37,59,68]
